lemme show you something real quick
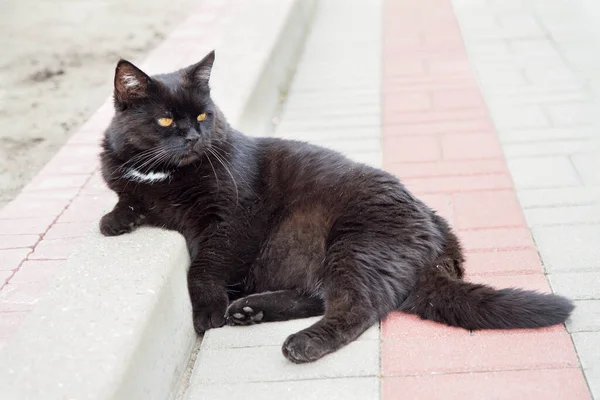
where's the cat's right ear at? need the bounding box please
[114,60,151,108]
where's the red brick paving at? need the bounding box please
[381,0,588,398]
[382,369,591,400]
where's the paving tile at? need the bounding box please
[0,281,51,311]
[567,300,600,333]
[383,91,431,112]
[381,368,591,400]
[544,102,595,126]
[9,260,64,284]
[533,224,600,272]
[43,222,94,240]
[383,136,440,162]
[524,204,600,226]
[517,187,600,208]
[0,270,13,285]
[506,156,582,188]
[39,145,101,176]
[0,249,31,271]
[403,174,512,195]
[203,317,379,349]
[571,154,600,186]
[0,198,67,219]
[187,377,379,400]
[381,312,469,339]
[441,133,504,160]
[22,174,90,192]
[572,332,600,371]
[384,108,488,125]
[0,216,56,235]
[498,127,594,143]
[464,248,543,276]
[549,272,600,300]
[0,235,39,250]
[452,190,526,230]
[502,140,590,158]
[468,273,551,293]
[459,227,535,251]
[193,340,379,384]
[382,330,577,376]
[388,159,508,178]
[383,119,494,136]
[56,195,114,223]
[432,88,484,109]
[489,105,551,130]
[28,238,81,260]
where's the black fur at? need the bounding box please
[99,51,575,363]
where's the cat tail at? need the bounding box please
[399,266,574,330]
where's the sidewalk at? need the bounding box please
[1,0,598,398]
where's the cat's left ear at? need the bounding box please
[114,60,152,108]
[186,50,215,87]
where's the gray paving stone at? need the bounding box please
[506,156,582,188]
[572,332,600,398]
[524,66,582,87]
[277,114,380,131]
[534,224,600,272]
[501,139,589,158]
[524,204,600,226]
[508,37,563,57]
[277,128,380,141]
[498,127,593,143]
[548,272,600,299]
[517,187,600,208]
[488,104,551,130]
[186,377,380,400]
[203,317,379,349]
[566,300,600,333]
[572,154,600,186]
[486,89,591,106]
[543,102,595,126]
[191,340,380,384]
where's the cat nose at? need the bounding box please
[185,130,201,144]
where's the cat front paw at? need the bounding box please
[193,302,227,334]
[99,211,136,236]
[225,300,265,326]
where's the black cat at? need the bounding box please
[99,51,574,363]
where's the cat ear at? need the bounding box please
[114,60,152,107]
[186,50,215,87]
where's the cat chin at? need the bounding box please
[177,152,201,166]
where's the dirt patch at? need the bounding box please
[0,0,194,208]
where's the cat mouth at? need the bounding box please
[179,149,201,165]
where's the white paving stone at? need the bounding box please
[186,377,380,400]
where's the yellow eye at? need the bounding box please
[157,117,173,127]
[197,113,207,122]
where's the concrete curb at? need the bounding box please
[0,1,316,399]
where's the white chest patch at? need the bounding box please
[123,168,171,183]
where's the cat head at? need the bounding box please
[106,51,223,169]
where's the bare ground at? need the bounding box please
[0,0,193,208]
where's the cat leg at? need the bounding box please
[225,290,324,326]
[281,253,388,363]
[99,196,147,236]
